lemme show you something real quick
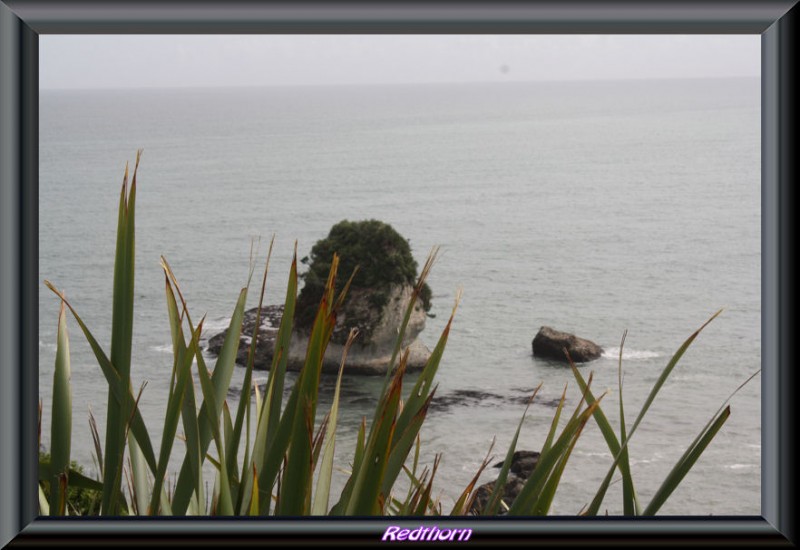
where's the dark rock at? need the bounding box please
[206,304,284,368]
[532,326,603,363]
[492,450,540,479]
[470,450,541,515]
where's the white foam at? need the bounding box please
[727,464,758,470]
[198,317,235,343]
[602,347,662,361]
[202,317,233,334]
[578,451,612,458]
[150,343,174,354]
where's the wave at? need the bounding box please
[726,463,758,470]
[200,317,233,339]
[150,343,174,354]
[602,347,662,361]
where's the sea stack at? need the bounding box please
[206,220,432,375]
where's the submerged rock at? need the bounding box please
[532,326,603,363]
[428,389,561,414]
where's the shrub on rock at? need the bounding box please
[296,219,432,345]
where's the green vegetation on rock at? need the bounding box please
[296,220,432,341]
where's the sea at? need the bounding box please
[38,77,761,516]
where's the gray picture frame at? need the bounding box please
[1,1,796,546]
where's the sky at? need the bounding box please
[39,35,760,90]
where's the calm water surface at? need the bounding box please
[39,78,761,515]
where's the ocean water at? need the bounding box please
[38,78,761,515]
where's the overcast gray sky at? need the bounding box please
[40,35,760,89]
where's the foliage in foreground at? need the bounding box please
[37,452,100,516]
[39,153,754,516]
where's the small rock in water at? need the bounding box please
[532,326,603,363]
[470,450,541,515]
[492,450,540,479]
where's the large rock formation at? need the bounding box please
[207,220,435,375]
[532,326,603,363]
[205,283,431,375]
[470,450,541,515]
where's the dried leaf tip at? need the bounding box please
[44,280,66,302]
[416,246,439,290]
[452,287,464,316]
[131,150,143,186]
[122,161,129,188]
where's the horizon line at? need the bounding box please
[39,74,761,93]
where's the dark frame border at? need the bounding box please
[1,1,796,547]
